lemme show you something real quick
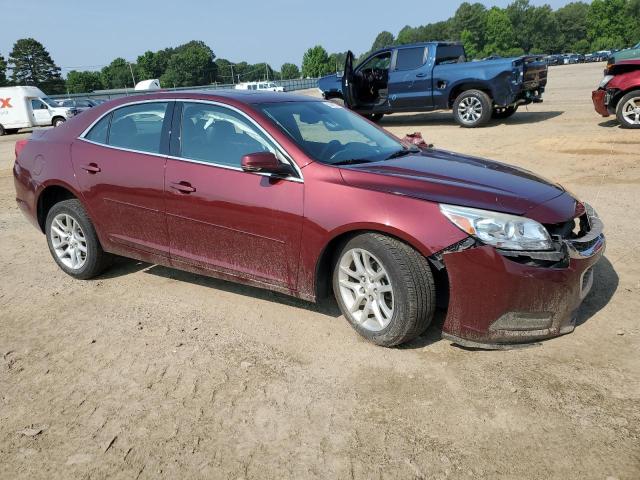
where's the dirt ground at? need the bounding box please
[1,62,639,479]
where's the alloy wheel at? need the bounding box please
[338,248,394,332]
[50,213,88,270]
[621,97,640,125]
[458,97,483,124]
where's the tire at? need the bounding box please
[492,105,518,120]
[5,128,19,135]
[453,89,492,128]
[616,90,640,129]
[332,233,435,347]
[45,199,111,279]
[0,124,4,136]
[365,113,384,122]
[52,117,66,127]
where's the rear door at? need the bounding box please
[72,101,173,256]
[388,46,433,109]
[164,101,303,289]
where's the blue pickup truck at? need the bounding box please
[318,42,548,128]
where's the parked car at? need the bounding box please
[592,59,640,128]
[57,98,105,111]
[0,86,79,135]
[318,42,548,127]
[13,91,605,348]
[235,81,285,92]
[609,42,640,63]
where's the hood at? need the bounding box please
[338,149,569,219]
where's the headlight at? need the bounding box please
[599,75,614,88]
[439,204,552,251]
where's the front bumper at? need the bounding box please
[592,88,611,117]
[438,207,605,348]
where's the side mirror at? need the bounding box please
[241,152,294,176]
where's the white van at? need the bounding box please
[234,81,285,92]
[0,86,78,135]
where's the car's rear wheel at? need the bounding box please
[45,199,111,279]
[616,90,640,129]
[492,105,518,119]
[332,233,435,347]
[0,124,4,136]
[52,117,66,127]
[453,90,492,128]
[365,113,384,122]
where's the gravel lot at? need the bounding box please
[1,62,638,479]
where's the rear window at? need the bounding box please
[107,102,169,154]
[436,45,466,65]
[395,47,426,70]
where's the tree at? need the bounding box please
[0,54,7,86]
[65,70,103,93]
[555,2,590,52]
[483,7,518,56]
[452,3,488,52]
[101,58,136,89]
[371,31,395,51]
[8,38,65,93]
[301,46,330,78]
[461,29,481,59]
[587,0,632,50]
[280,63,300,79]
[136,49,173,80]
[328,52,348,72]
[160,41,217,87]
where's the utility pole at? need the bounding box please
[128,62,136,87]
[265,64,269,81]
[230,64,234,84]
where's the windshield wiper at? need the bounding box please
[385,148,420,160]
[331,158,373,166]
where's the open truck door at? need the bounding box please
[342,51,357,108]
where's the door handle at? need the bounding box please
[81,163,101,174]
[170,181,196,194]
[416,72,427,78]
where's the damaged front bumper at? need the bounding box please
[431,205,605,348]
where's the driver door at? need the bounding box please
[30,99,52,126]
[342,51,358,109]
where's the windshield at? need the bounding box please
[256,101,410,164]
[42,97,59,108]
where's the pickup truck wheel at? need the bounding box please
[616,90,640,129]
[453,90,492,128]
[0,125,4,136]
[52,117,66,127]
[332,233,435,347]
[492,105,518,119]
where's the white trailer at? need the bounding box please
[0,86,79,135]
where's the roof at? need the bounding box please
[112,89,320,105]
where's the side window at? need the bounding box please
[85,113,112,144]
[395,47,426,71]
[31,99,47,110]
[360,52,391,71]
[180,102,276,168]
[108,102,169,154]
[436,45,466,65]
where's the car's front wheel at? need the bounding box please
[332,233,435,347]
[45,199,111,279]
[453,90,492,128]
[616,90,640,129]
[52,117,66,127]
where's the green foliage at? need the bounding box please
[371,31,395,51]
[280,63,300,80]
[66,70,104,93]
[483,7,518,56]
[461,29,480,59]
[555,2,590,51]
[160,40,217,87]
[101,58,136,89]
[587,0,637,50]
[301,46,331,78]
[453,3,488,52]
[0,54,7,86]
[8,38,65,93]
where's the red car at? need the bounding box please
[13,91,605,348]
[592,59,640,128]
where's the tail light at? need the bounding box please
[15,139,28,160]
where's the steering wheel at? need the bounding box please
[320,140,345,160]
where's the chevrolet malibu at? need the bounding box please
[13,91,605,347]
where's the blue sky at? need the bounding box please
[1,0,577,73]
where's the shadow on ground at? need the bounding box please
[381,110,564,128]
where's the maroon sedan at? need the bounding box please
[13,91,605,347]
